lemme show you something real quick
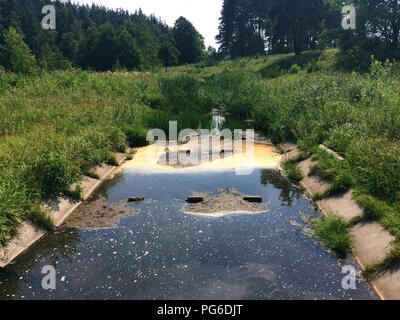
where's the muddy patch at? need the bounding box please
[184,188,269,217]
[64,197,138,229]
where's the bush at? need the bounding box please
[289,64,301,74]
[28,148,80,197]
[125,125,149,147]
[324,124,361,156]
[260,64,282,79]
[159,75,201,113]
[314,172,354,200]
[0,170,52,245]
[306,59,321,73]
[208,71,263,119]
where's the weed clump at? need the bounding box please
[312,217,352,258]
[283,161,303,182]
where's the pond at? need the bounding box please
[0,163,376,299]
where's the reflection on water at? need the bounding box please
[260,170,302,207]
[124,142,281,172]
[0,168,376,300]
[0,228,81,299]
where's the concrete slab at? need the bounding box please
[0,221,46,267]
[297,159,331,196]
[350,221,395,267]
[283,149,300,162]
[94,164,115,180]
[374,266,400,300]
[317,190,363,222]
[318,144,345,161]
[41,197,82,227]
[71,176,102,201]
[115,153,126,165]
[297,158,317,176]
[301,175,331,196]
[80,176,102,201]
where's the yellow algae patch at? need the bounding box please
[125,141,281,173]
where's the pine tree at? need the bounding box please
[0,26,37,74]
[173,17,205,64]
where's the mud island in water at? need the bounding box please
[64,197,139,229]
[184,188,270,218]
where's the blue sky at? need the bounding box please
[74,0,223,48]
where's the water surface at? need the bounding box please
[0,168,376,300]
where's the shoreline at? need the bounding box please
[277,146,388,300]
[0,152,128,268]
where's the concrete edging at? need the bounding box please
[0,153,128,268]
[277,146,392,300]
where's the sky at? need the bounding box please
[75,0,223,48]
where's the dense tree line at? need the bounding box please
[217,0,337,57]
[217,0,400,69]
[0,0,205,72]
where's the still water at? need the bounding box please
[0,168,376,300]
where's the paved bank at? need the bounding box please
[0,153,128,268]
[278,145,400,300]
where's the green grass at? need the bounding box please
[313,172,354,201]
[283,161,303,182]
[354,194,400,240]
[312,216,353,258]
[83,169,100,180]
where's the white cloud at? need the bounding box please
[73,0,223,48]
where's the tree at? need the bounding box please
[173,17,205,64]
[0,26,37,74]
[158,42,178,71]
[123,15,160,68]
[0,0,197,72]
[217,0,328,57]
[116,27,143,70]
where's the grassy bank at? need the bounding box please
[1,49,400,276]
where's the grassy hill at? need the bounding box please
[1,49,400,274]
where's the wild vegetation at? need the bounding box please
[312,216,353,258]
[1,50,400,252]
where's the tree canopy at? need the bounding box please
[0,0,206,72]
[217,0,400,67]
[173,17,205,64]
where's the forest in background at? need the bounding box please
[1,1,400,73]
[217,0,400,71]
[0,0,206,72]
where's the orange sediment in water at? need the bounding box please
[125,141,281,172]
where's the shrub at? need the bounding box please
[306,59,321,73]
[324,124,360,156]
[125,125,148,147]
[289,64,301,74]
[209,71,263,120]
[28,148,80,197]
[159,75,200,113]
[314,172,354,200]
[260,64,282,79]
